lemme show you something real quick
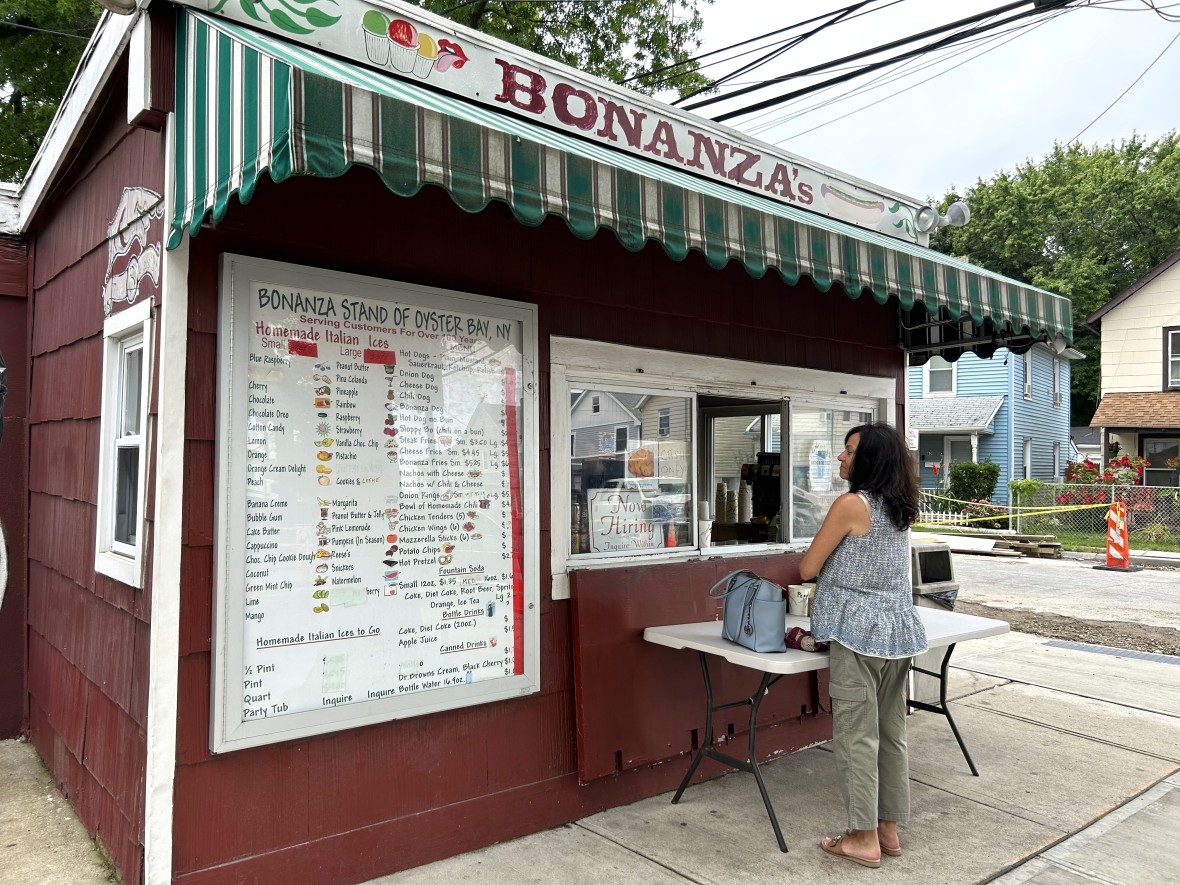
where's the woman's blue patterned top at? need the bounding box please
[809,492,928,659]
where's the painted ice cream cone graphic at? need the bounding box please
[388,18,418,73]
[362,10,390,66]
[414,33,439,79]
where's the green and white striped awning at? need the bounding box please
[170,11,1073,344]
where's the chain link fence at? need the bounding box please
[918,484,1180,551]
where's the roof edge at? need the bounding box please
[1085,245,1180,331]
[17,8,142,232]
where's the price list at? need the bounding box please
[237,282,524,721]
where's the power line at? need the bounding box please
[679,0,1047,114]
[777,11,1064,143]
[1067,29,1180,142]
[703,1,1080,122]
[739,10,1016,133]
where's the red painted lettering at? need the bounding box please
[727,146,763,188]
[642,120,685,163]
[553,82,598,131]
[494,59,547,114]
[763,162,796,200]
[797,182,814,205]
[595,99,646,148]
[685,131,729,175]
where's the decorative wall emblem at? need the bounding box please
[103,187,163,317]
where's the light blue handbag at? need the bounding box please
[708,570,787,653]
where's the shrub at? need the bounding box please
[1137,522,1173,546]
[948,460,1000,504]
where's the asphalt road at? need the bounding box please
[947,551,1180,656]
[951,552,1180,629]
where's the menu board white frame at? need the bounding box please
[210,254,540,752]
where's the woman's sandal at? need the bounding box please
[820,834,882,868]
[879,841,902,857]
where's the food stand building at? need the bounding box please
[0,2,1073,882]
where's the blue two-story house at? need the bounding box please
[907,343,1080,504]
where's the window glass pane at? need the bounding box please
[789,408,872,538]
[114,446,139,545]
[927,356,952,393]
[570,390,692,555]
[121,345,143,436]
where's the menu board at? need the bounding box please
[212,255,539,752]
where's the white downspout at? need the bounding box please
[143,118,188,885]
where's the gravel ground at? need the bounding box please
[954,599,1180,657]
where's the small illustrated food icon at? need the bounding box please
[442,542,456,555]
[316,464,332,474]
[317,451,332,462]
[388,18,417,46]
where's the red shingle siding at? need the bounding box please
[23,56,164,885]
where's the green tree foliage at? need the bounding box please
[412,0,711,97]
[931,134,1180,424]
[0,0,101,182]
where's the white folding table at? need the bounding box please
[643,607,1009,852]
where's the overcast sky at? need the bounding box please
[680,0,1180,201]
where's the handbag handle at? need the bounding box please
[707,569,754,600]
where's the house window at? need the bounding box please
[615,427,628,452]
[924,355,954,396]
[1166,328,1180,389]
[1023,438,1032,479]
[95,299,152,587]
[591,395,600,413]
[1052,358,1061,407]
[1143,437,1180,486]
[658,407,670,437]
[1023,351,1032,399]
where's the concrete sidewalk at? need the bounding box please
[4,630,1179,884]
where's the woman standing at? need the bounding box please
[799,422,927,868]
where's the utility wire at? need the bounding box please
[0,21,91,39]
[683,0,1061,114]
[702,1,1080,122]
[778,10,1064,142]
[1067,29,1180,142]
[671,0,879,102]
[631,1,903,90]
[738,9,1014,133]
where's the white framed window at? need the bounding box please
[1052,358,1062,407]
[1023,351,1032,399]
[1023,437,1032,480]
[1166,328,1180,389]
[658,407,670,437]
[550,338,893,598]
[923,355,955,396]
[95,299,152,587]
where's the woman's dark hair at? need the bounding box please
[844,422,919,530]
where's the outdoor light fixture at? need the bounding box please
[1052,335,1069,355]
[914,201,972,234]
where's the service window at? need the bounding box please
[551,338,893,598]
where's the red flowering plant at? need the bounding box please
[1063,455,1148,487]
[959,498,1009,530]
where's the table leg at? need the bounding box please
[671,651,789,852]
[907,642,980,776]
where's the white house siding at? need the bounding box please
[1099,261,1180,393]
